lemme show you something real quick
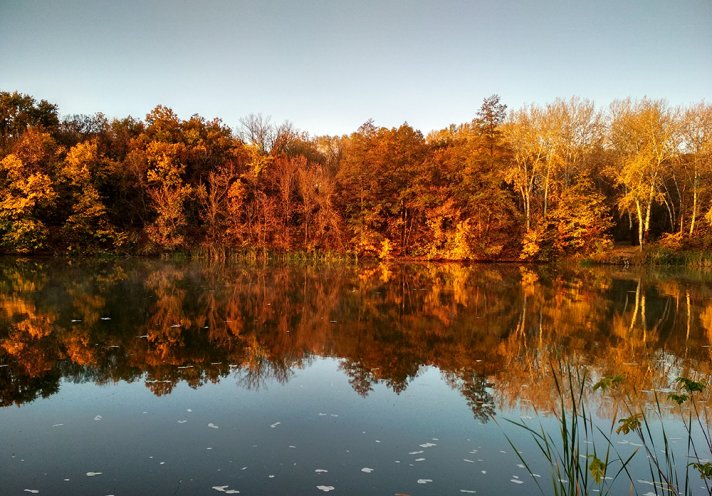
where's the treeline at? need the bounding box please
[1,91,711,259]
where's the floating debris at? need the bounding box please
[212,486,229,492]
[419,442,436,448]
[361,467,374,473]
[460,491,477,494]
[208,423,219,429]
[315,469,328,473]
[70,319,82,323]
[177,420,188,424]
[94,415,103,421]
[463,459,475,463]
[100,317,111,321]
[23,490,39,494]
[86,472,102,477]
[170,324,181,328]
[316,486,335,492]
[510,479,524,485]
[52,423,64,428]
[415,458,425,462]
[177,366,193,369]
[270,422,281,428]
[417,479,433,484]
[409,451,424,455]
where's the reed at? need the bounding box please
[503,363,712,495]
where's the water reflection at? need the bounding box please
[0,259,711,416]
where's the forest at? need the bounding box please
[0,90,711,261]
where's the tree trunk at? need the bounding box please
[690,185,698,237]
[635,200,644,250]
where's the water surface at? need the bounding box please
[1,259,710,495]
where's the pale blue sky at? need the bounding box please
[1,0,710,135]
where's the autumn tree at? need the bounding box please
[608,98,678,249]
[59,141,122,252]
[0,130,58,252]
[0,91,59,154]
[144,141,192,250]
[679,102,712,238]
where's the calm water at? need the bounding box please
[0,259,710,495]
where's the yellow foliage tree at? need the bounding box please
[0,154,56,252]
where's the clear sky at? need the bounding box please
[1,0,710,136]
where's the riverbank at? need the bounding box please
[582,243,712,267]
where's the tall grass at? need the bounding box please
[503,363,712,495]
[501,363,634,496]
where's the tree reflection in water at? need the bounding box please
[0,258,710,419]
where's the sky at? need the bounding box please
[1,0,711,136]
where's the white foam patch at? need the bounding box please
[409,450,424,455]
[417,479,433,484]
[94,415,103,421]
[361,467,374,473]
[208,423,219,429]
[86,472,102,477]
[463,459,475,463]
[212,486,228,492]
[268,475,275,478]
[52,424,64,427]
[481,470,487,474]
[316,486,335,492]
[177,420,188,424]
[420,443,437,448]
[270,422,281,428]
